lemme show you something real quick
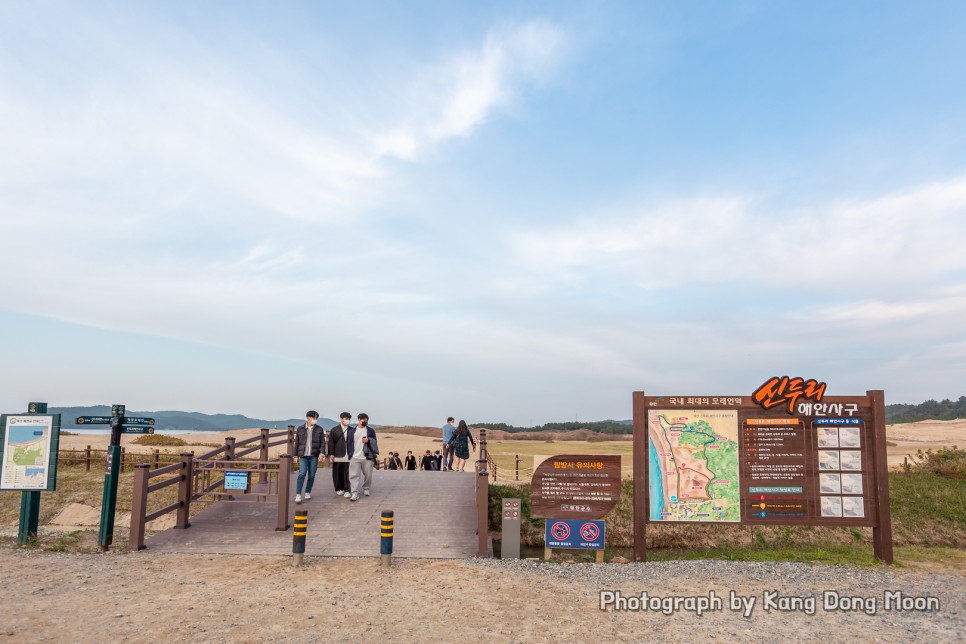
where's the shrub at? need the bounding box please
[132,434,187,447]
[900,446,966,479]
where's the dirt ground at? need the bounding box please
[1,549,963,642]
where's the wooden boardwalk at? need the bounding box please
[144,469,480,558]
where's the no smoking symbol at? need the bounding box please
[580,523,600,541]
[550,522,570,540]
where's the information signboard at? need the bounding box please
[544,519,605,549]
[632,387,893,563]
[224,470,249,491]
[0,414,62,491]
[531,454,621,519]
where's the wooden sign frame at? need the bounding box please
[632,390,893,563]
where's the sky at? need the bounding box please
[1,1,965,426]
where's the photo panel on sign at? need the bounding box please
[816,426,839,448]
[840,473,864,495]
[819,473,841,494]
[842,496,865,518]
[818,450,840,471]
[838,425,862,449]
[820,495,843,517]
[839,450,862,471]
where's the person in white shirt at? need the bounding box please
[346,413,378,501]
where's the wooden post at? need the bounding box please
[129,464,150,551]
[632,391,648,562]
[153,449,160,470]
[476,430,490,557]
[596,549,605,563]
[176,453,194,529]
[120,446,126,472]
[287,426,295,455]
[259,428,270,484]
[225,437,236,462]
[869,390,894,564]
[85,445,92,471]
[277,454,292,531]
[515,454,520,481]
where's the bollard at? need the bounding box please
[380,510,394,566]
[293,510,308,566]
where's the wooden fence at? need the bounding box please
[128,428,294,551]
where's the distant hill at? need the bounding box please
[471,420,633,435]
[885,397,966,424]
[52,406,336,431]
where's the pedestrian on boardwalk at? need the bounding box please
[387,453,398,469]
[392,452,403,469]
[449,420,477,472]
[328,412,352,498]
[441,417,456,471]
[420,450,435,470]
[434,450,442,471]
[294,411,325,503]
[346,413,378,501]
[405,451,417,470]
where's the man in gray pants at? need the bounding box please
[441,417,456,471]
[347,413,378,501]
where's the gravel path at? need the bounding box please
[1,550,962,642]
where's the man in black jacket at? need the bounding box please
[327,412,352,497]
[293,410,325,503]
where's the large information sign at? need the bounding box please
[633,385,893,563]
[531,454,621,519]
[0,414,62,491]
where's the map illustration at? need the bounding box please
[1,415,54,490]
[648,410,740,522]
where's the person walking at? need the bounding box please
[449,420,477,472]
[441,417,456,471]
[328,412,352,498]
[392,452,403,469]
[419,450,435,471]
[405,451,417,470]
[294,410,325,503]
[346,413,378,501]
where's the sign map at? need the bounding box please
[648,410,740,522]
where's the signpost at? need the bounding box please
[77,404,156,550]
[632,384,894,563]
[531,455,620,562]
[543,519,606,562]
[0,402,62,544]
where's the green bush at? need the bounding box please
[900,445,966,479]
[132,434,187,447]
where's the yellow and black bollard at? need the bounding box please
[293,510,307,566]
[380,510,394,566]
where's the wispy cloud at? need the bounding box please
[507,175,966,294]
[375,20,568,160]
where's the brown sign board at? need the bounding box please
[531,454,622,519]
[632,389,893,564]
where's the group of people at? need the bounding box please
[291,413,478,502]
[293,410,378,503]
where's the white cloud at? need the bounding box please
[507,175,966,294]
[375,20,568,160]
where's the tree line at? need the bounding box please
[474,396,966,433]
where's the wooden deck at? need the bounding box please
[144,469,480,558]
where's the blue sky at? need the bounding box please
[1,1,964,425]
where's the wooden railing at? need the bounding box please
[128,428,294,551]
[60,446,183,472]
[475,429,490,557]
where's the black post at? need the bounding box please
[98,403,125,551]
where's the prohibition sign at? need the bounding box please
[580,522,600,541]
[550,521,570,540]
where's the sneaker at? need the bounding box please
[335,490,344,496]
[363,490,370,496]
[295,494,302,503]
[305,493,311,500]
[350,495,359,502]
[344,491,352,498]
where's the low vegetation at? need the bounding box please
[131,434,188,447]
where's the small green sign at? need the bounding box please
[77,416,112,425]
[123,417,155,426]
[121,427,154,435]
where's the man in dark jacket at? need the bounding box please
[327,412,352,497]
[293,410,325,503]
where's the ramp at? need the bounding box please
[143,470,480,558]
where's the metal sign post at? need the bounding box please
[98,404,125,550]
[500,498,522,559]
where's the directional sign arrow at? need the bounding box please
[76,416,112,424]
[121,427,155,434]
[123,417,155,426]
